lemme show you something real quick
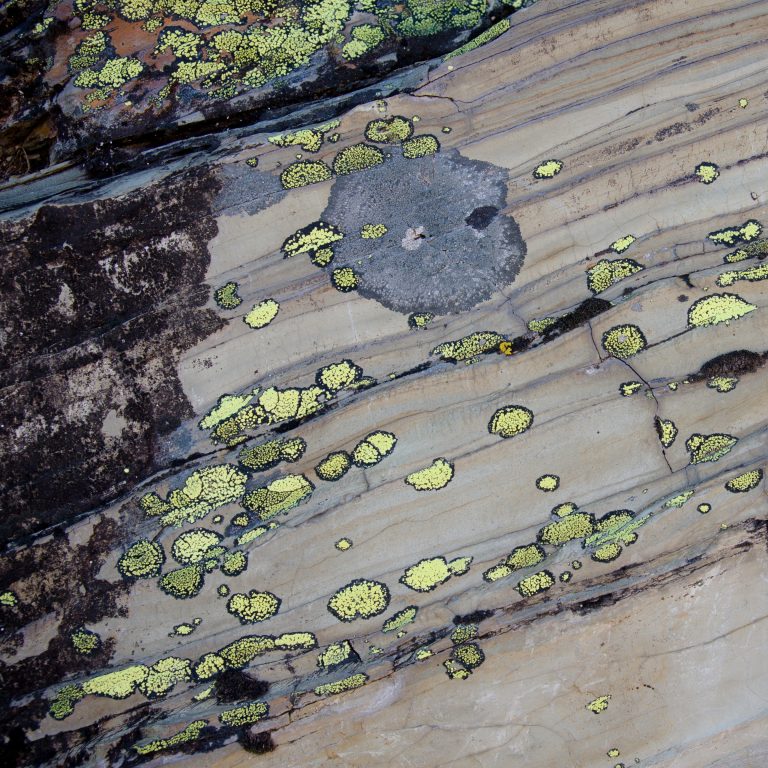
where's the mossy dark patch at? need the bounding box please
[690,349,766,381]
[0,167,224,542]
[214,669,270,704]
[452,609,493,625]
[542,298,612,339]
[239,729,276,754]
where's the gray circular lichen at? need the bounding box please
[322,149,526,314]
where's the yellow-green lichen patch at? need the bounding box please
[244,299,280,329]
[432,331,506,362]
[697,503,711,514]
[665,489,694,508]
[118,539,165,579]
[560,571,572,582]
[686,433,738,464]
[361,223,388,239]
[482,563,512,582]
[400,556,455,592]
[725,468,763,493]
[695,162,719,184]
[610,235,636,253]
[655,417,678,448]
[450,642,485,672]
[214,281,242,309]
[192,653,226,681]
[134,720,208,755]
[253,385,327,425]
[49,684,85,720]
[159,465,248,527]
[82,665,149,699]
[311,247,335,267]
[221,550,248,577]
[218,635,276,669]
[586,259,643,294]
[335,537,353,551]
[708,220,762,246]
[275,632,317,651]
[316,359,363,392]
[138,657,192,699]
[402,134,440,159]
[601,324,647,359]
[219,700,268,726]
[488,405,533,438]
[451,624,478,645]
[171,622,197,637]
[327,579,391,621]
[227,591,281,624]
[404,458,454,490]
[586,694,611,714]
[506,543,546,569]
[707,376,738,392]
[717,262,768,287]
[528,317,555,333]
[242,474,314,521]
[342,23,387,59]
[236,524,275,546]
[317,640,357,668]
[533,159,563,179]
[516,570,555,597]
[71,627,101,655]
[551,502,578,518]
[0,590,19,607]
[332,143,385,175]
[585,510,645,549]
[620,381,643,397]
[382,606,418,633]
[443,660,470,680]
[536,474,560,492]
[415,647,434,660]
[269,121,338,152]
[239,437,307,472]
[592,542,623,562]
[282,220,344,257]
[352,430,398,467]
[331,267,359,292]
[608,748,621,758]
[280,160,333,189]
[314,673,368,696]
[447,556,473,575]
[316,451,352,481]
[217,585,230,597]
[408,312,434,329]
[159,564,205,600]
[687,293,756,327]
[444,17,511,60]
[538,513,595,546]
[365,116,414,143]
[171,529,223,565]
[199,392,256,431]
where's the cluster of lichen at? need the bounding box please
[725,468,763,493]
[282,220,344,259]
[239,437,306,472]
[242,474,314,521]
[333,143,385,175]
[708,220,762,246]
[227,590,281,624]
[351,431,397,467]
[686,433,738,464]
[71,627,101,655]
[587,259,643,294]
[535,474,560,492]
[717,262,768,287]
[343,23,386,59]
[516,570,555,597]
[432,331,507,362]
[402,134,440,159]
[315,451,352,481]
[361,223,388,239]
[269,120,339,152]
[400,555,470,591]
[408,312,435,330]
[488,404,534,438]
[695,162,719,184]
[444,17,511,60]
[619,381,643,397]
[655,417,678,448]
[280,160,333,189]
[382,605,418,633]
[317,639,357,668]
[244,298,280,329]
[316,359,364,392]
[331,266,360,292]
[214,281,242,309]
[134,720,208,755]
[314,673,368,696]
[601,324,647,358]
[405,458,454,490]
[159,564,206,599]
[533,159,563,179]
[0,590,19,607]
[483,543,545,583]
[687,293,756,327]
[538,512,596,546]
[118,538,166,579]
[219,700,269,726]
[365,116,414,143]
[327,578,391,621]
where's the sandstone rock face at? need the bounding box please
[1,1,767,766]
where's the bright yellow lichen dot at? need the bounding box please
[159,564,205,599]
[227,591,281,624]
[243,474,314,520]
[538,513,595,545]
[551,502,578,517]
[488,405,533,438]
[318,640,356,668]
[536,474,560,492]
[402,134,440,159]
[586,695,611,714]
[601,324,647,358]
[404,458,454,490]
[707,376,738,393]
[331,267,359,292]
[697,503,711,514]
[199,391,256,431]
[383,606,418,633]
[71,628,100,655]
[335,537,353,551]
[528,317,555,333]
[314,673,368,696]
[664,489,694,508]
[361,223,387,238]
[483,563,512,582]
[516,570,555,597]
[332,143,385,175]
[275,632,316,650]
[409,312,434,329]
[282,220,344,256]
[655,417,678,448]
[244,299,280,329]
[280,160,332,189]
[608,748,621,758]
[587,258,643,293]
[448,555,473,575]
[0,590,18,607]
[739,97,749,108]
[134,719,207,755]
[327,579,391,621]
[316,451,352,481]
[686,433,738,464]
[316,359,363,392]
[533,159,563,179]
[610,234,636,253]
[219,700,268,726]
[695,162,719,184]
[620,381,643,397]
[687,293,756,327]
[506,544,546,570]
[193,653,226,681]
[218,635,276,668]
[725,468,763,493]
[352,430,397,467]
[400,556,455,592]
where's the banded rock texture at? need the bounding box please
[1,1,767,767]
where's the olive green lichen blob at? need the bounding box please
[327,579,391,622]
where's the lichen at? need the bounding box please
[535,474,560,492]
[364,116,414,144]
[610,235,636,253]
[687,293,756,327]
[214,281,242,309]
[404,458,454,490]
[239,437,306,472]
[444,17,510,60]
[488,405,533,438]
[587,259,643,294]
[351,430,397,467]
[138,657,192,698]
[382,605,418,632]
[227,590,281,624]
[361,223,388,239]
[724,468,763,493]
[71,627,101,655]
[342,23,386,59]
[331,266,359,291]
[134,720,207,755]
[219,700,268,726]
[533,159,563,179]
[695,162,719,184]
[601,324,647,358]
[586,695,611,714]
[159,564,205,599]
[280,160,333,189]
[332,143,385,175]
[82,665,149,699]
[655,417,678,448]
[316,451,352,481]
[402,134,440,159]
[716,263,768,287]
[242,474,314,521]
[335,537,353,550]
[432,331,506,362]
[316,359,363,392]
[516,570,555,597]
[317,640,356,668]
[327,579,391,621]
[314,673,367,696]
[538,513,595,546]
[118,539,165,579]
[244,299,280,329]
[171,529,223,565]
[400,556,456,592]
[708,220,762,246]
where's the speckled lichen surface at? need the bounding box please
[2,0,768,766]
